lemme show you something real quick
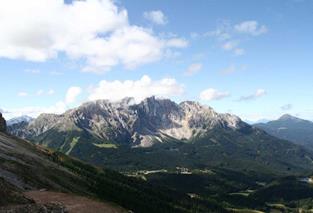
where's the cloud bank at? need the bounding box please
[89,75,184,103]
[199,88,230,101]
[143,10,168,25]
[237,89,266,101]
[184,63,203,76]
[234,21,268,36]
[0,0,186,73]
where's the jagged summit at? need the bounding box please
[8,96,246,147]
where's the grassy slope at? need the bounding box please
[0,178,31,206]
[0,132,227,212]
[58,128,313,177]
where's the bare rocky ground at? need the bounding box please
[0,202,66,213]
[24,191,126,213]
[0,191,126,213]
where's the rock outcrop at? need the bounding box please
[0,113,6,132]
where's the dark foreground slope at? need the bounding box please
[0,132,227,213]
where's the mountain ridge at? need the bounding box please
[254,114,313,149]
[7,97,313,175]
[9,96,248,147]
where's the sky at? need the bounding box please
[0,0,313,121]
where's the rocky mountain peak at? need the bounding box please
[0,113,7,132]
[180,101,216,116]
[119,97,136,106]
[137,96,180,115]
[7,96,250,147]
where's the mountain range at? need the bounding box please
[4,100,313,212]
[7,97,313,175]
[8,96,248,147]
[254,114,313,150]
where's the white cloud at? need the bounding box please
[2,102,67,120]
[50,71,63,76]
[18,92,28,97]
[204,21,232,41]
[163,49,181,59]
[143,10,167,25]
[205,30,231,41]
[222,40,238,50]
[234,21,268,36]
[88,75,184,103]
[0,0,186,73]
[237,89,266,101]
[25,69,40,74]
[255,89,266,97]
[18,89,56,97]
[220,65,236,75]
[65,86,82,104]
[47,89,55,95]
[197,20,267,56]
[3,86,81,119]
[166,38,188,48]
[281,104,293,111]
[184,63,202,76]
[222,40,245,56]
[220,64,247,75]
[190,32,199,39]
[4,76,184,119]
[199,88,230,101]
[234,48,245,56]
[36,89,44,96]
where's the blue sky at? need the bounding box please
[0,0,312,121]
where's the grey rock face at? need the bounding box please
[0,113,6,132]
[8,97,248,147]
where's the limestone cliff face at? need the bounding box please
[0,113,6,132]
[7,96,249,147]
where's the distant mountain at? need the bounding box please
[7,115,34,139]
[254,114,313,149]
[7,115,33,126]
[8,97,313,175]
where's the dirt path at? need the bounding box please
[24,191,127,213]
